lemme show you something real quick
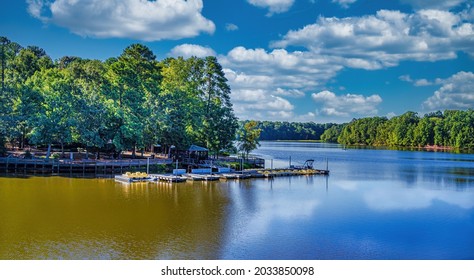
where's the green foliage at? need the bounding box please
[245,121,337,141]
[237,120,261,158]
[321,124,344,143]
[0,37,238,157]
[324,110,474,149]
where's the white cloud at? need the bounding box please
[312,90,382,117]
[169,44,216,58]
[247,0,295,16]
[332,0,357,9]
[219,47,344,121]
[400,0,467,10]
[271,9,474,68]
[221,47,342,88]
[274,88,305,98]
[215,7,472,122]
[230,88,298,121]
[27,0,215,41]
[399,75,435,86]
[225,23,239,31]
[423,71,474,110]
[414,79,432,86]
[399,75,413,82]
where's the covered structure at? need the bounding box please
[187,145,208,161]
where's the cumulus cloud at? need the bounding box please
[229,88,298,121]
[271,9,474,68]
[332,0,357,9]
[217,6,472,122]
[220,47,342,88]
[247,0,295,16]
[312,90,382,117]
[169,44,216,58]
[423,71,474,111]
[27,0,215,41]
[219,47,344,121]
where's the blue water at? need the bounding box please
[221,142,474,259]
[2,142,473,260]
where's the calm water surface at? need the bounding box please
[1,142,473,259]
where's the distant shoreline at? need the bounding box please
[257,140,472,153]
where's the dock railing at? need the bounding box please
[0,156,172,175]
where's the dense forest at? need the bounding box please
[0,37,237,158]
[321,110,474,149]
[1,36,473,158]
[241,121,337,141]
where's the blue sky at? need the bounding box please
[1,0,473,123]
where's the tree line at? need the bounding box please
[241,121,337,141]
[0,36,237,158]
[321,110,474,149]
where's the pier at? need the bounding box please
[115,166,329,184]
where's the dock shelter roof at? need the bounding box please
[188,145,208,152]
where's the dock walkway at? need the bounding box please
[115,167,329,184]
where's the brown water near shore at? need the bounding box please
[0,177,229,259]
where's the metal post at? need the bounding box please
[147,157,150,174]
[289,156,291,168]
[176,160,178,170]
[271,159,273,170]
[326,157,328,171]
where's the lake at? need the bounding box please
[1,141,473,259]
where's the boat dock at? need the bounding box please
[115,167,329,184]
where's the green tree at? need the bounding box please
[8,47,53,149]
[237,120,261,159]
[66,58,114,158]
[107,44,161,157]
[321,124,344,143]
[158,57,200,153]
[197,56,238,156]
[28,68,76,158]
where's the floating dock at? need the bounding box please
[150,174,187,183]
[115,167,329,184]
[114,174,152,183]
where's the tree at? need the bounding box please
[321,124,344,143]
[28,68,76,158]
[158,56,237,156]
[197,56,238,156]
[66,58,114,158]
[237,121,261,159]
[8,47,53,149]
[107,44,161,157]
